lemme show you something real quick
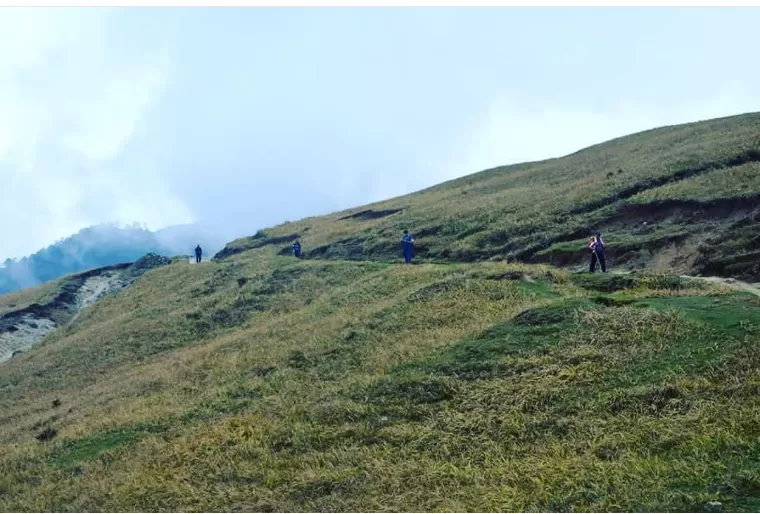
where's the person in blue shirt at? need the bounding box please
[194,245,202,264]
[588,231,607,273]
[402,230,414,264]
[292,240,302,258]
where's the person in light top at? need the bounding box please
[588,231,607,273]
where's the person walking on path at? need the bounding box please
[402,230,415,264]
[588,232,607,273]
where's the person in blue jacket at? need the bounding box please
[402,230,415,264]
[292,240,302,258]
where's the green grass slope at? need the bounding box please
[2,113,760,512]
[217,112,760,280]
[1,252,760,511]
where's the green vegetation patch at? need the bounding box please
[47,420,169,469]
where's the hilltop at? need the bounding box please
[1,113,760,512]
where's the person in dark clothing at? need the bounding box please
[194,244,202,264]
[402,230,415,264]
[293,240,302,258]
[588,231,607,273]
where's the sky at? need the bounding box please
[1,6,760,261]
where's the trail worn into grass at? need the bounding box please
[0,269,126,365]
[0,254,172,365]
[611,270,760,298]
[687,274,760,298]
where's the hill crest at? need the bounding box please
[215,111,760,281]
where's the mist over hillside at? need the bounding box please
[0,223,228,294]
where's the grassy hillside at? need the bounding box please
[0,278,64,317]
[1,252,760,511]
[2,113,760,512]
[217,112,760,281]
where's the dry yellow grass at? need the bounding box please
[2,112,760,512]
[1,249,759,511]
[0,278,63,316]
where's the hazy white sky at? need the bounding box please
[1,7,759,260]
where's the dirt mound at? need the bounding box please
[121,253,171,283]
[131,253,172,271]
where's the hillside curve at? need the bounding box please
[214,112,760,282]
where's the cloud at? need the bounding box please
[1,8,759,264]
[446,85,760,179]
[0,9,188,261]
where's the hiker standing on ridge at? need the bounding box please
[588,231,607,273]
[402,230,415,264]
[194,244,203,264]
[293,240,302,258]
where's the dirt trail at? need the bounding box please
[0,254,171,365]
[0,271,125,365]
[68,271,126,325]
[608,269,760,298]
[0,316,57,364]
[3,251,758,366]
[78,273,122,308]
[684,275,760,298]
